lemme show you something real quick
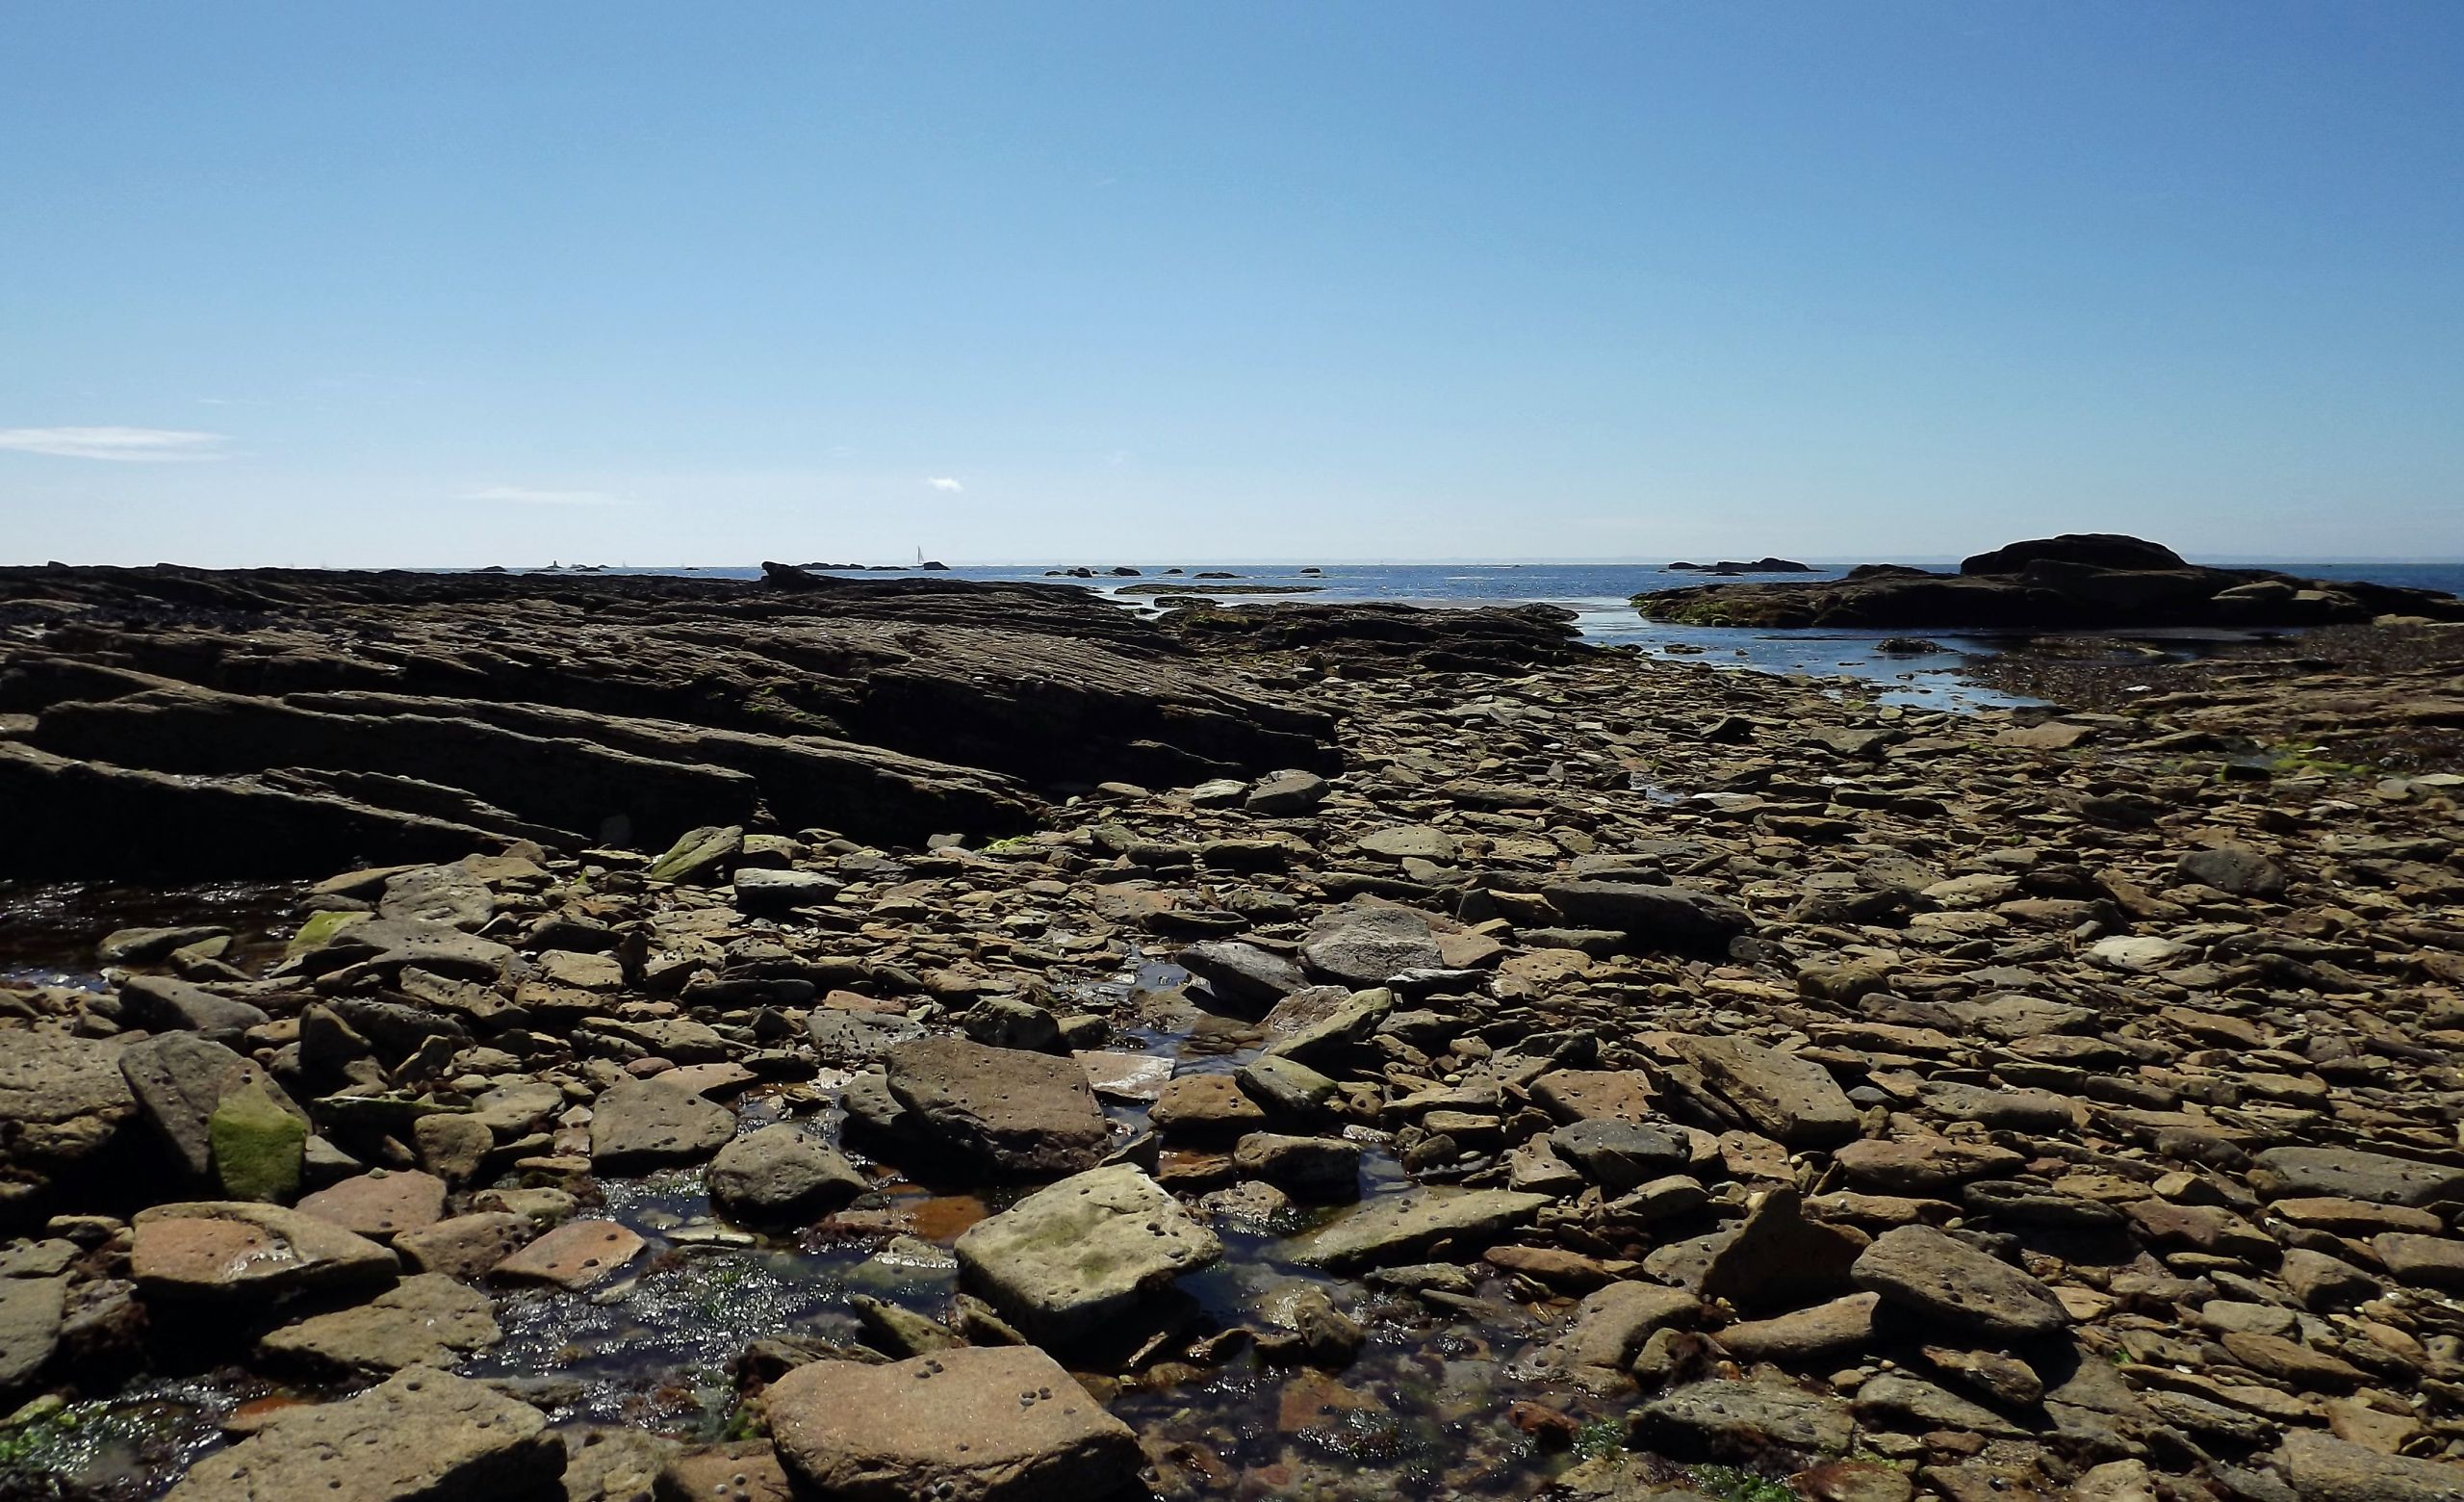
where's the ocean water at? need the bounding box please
[616,559,2462,712]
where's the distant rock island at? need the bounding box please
[1638,532,2464,629]
[1665,557,1815,574]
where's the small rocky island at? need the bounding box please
[0,559,2461,1501]
[1639,533,2464,630]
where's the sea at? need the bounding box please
[595,559,2464,712]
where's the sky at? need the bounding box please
[3,3,2460,567]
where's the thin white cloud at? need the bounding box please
[463,485,628,506]
[925,477,963,493]
[0,426,228,461]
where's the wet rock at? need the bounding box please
[1232,1133,1362,1200]
[766,1344,1142,1502]
[98,925,231,966]
[706,1125,866,1223]
[256,1272,500,1376]
[953,1163,1221,1344]
[1287,1186,1550,1270]
[1852,1225,2071,1341]
[882,1038,1112,1178]
[1148,1075,1267,1140]
[1234,1054,1339,1121]
[589,1079,737,1172]
[492,1218,646,1289]
[132,1202,398,1305]
[165,1366,563,1501]
[1175,942,1304,1008]
[117,974,269,1040]
[655,1441,792,1502]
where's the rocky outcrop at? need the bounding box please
[1636,534,2464,630]
[766,1345,1144,1502]
[0,564,1345,878]
[165,1367,563,1501]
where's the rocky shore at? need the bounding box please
[1637,534,2464,632]
[2,564,2461,1502]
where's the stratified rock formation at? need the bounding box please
[0,563,1356,877]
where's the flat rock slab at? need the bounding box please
[588,1079,737,1171]
[2279,1429,2464,1502]
[0,1275,66,1390]
[0,1028,135,1171]
[1631,1373,1856,1459]
[1852,1225,2071,1341]
[256,1272,500,1376]
[1287,1187,1550,1270]
[1672,1037,1861,1149]
[767,1344,1142,1502]
[492,1219,646,1289]
[166,1366,563,1502]
[1073,1050,1173,1103]
[2250,1147,2464,1208]
[883,1037,1112,1178]
[1299,906,1442,986]
[295,1170,449,1242]
[954,1164,1221,1344]
[132,1203,398,1305]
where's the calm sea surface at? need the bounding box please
[607,560,2463,712]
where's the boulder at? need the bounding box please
[2278,1429,2464,1502]
[1174,942,1303,1008]
[706,1126,867,1223]
[0,1028,135,1183]
[1852,1225,2071,1341]
[1298,907,1443,986]
[2249,1147,2464,1208]
[1671,1037,1861,1149]
[132,1202,398,1305]
[0,1275,65,1392]
[256,1272,501,1376]
[953,1164,1221,1344]
[165,1367,563,1501]
[588,1079,737,1171]
[1288,1187,1550,1270]
[118,1033,305,1180]
[1541,881,1749,952]
[491,1219,646,1290]
[1961,534,2187,575]
[882,1038,1112,1178]
[295,1170,449,1242]
[766,1345,1142,1502]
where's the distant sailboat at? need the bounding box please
[914,546,925,568]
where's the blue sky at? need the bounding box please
[4,3,2458,566]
